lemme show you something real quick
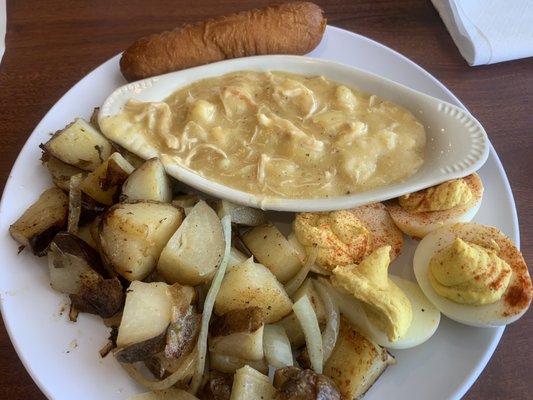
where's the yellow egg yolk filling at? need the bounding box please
[399,178,473,212]
[293,210,373,271]
[429,237,512,305]
[330,246,412,342]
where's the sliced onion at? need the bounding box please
[292,294,323,374]
[188,215,232,394]
[284,244,317,297]
[67,173,83,234]
[287,233,331,276]
[287,233,306,264]
[120,347,196,391]
[313,280,340,364]
[263,324,293,368]
[128,387,199,400]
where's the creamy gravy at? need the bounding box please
[101,71,426,198]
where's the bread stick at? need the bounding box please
[119,2,326,82]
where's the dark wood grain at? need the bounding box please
[1,0,532,399]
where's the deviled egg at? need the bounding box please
[290,202,404,273]
[413,222,533,327]
[325,246,440,349]
[386,173,483,239]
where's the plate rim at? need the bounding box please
[0,25,516,400]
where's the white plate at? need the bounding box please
[0,26,516,400]
[98,55,489,212]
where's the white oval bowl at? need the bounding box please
[98,55,489,211]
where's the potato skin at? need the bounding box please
[120,2,326,81]
[69,275,125,319]
[9,187,69,256]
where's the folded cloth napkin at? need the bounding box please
[0,0,5,64]
[431,0,533,66]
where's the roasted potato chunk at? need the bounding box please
[48,231,108,293]
[157,200,224,286]
[215,257,293,323]
[323,317,395,399]
[241,223,302,283]
[47,232,124,318]
[69,273,124,319]
[116,281,173,349]
[9,187,69,256]
[209,307,265,361]
[99,201,185,281]
[79,152,134,205]
[209,352,269,375]
[120,157,173,203]
[116,281,198,363]
[230,365,277,400]
[164,284,200,359]
[40,118,113,171]
[43,154,87,191]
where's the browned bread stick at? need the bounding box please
[119,2,327,82]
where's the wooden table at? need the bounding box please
[0,1,531,399]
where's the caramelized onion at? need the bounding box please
[314,280,340,364]
[292,294,323,374]
[128,387,199,400]
[285,244,317,297]
[189,215,232,393]
[263,324,294,368]
[120,348,196,391]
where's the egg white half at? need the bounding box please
[413,222,532,327]
[388,275,441,349]
[349,202,404,260]
[386,173,483,240]
[288,202,405,275]
[324,275,440,350]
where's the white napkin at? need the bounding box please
[0,0,5,64]
[431,0,533,66]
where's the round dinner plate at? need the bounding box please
[0,26,516,400]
